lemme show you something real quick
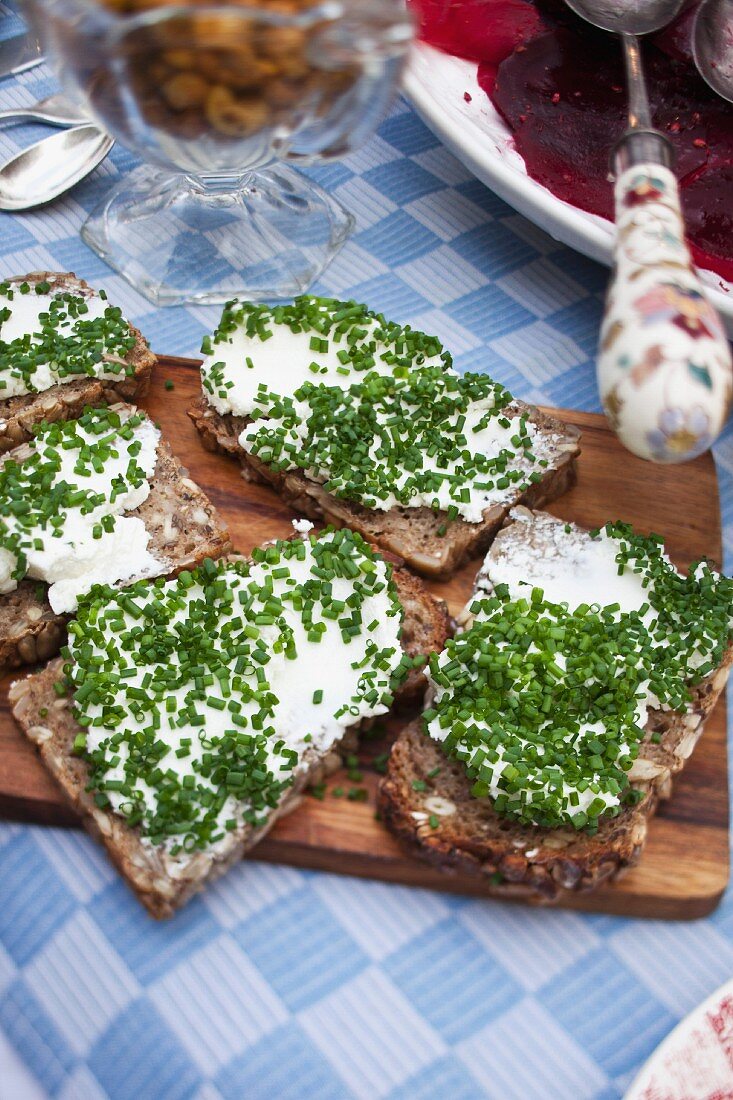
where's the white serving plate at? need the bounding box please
[625,978,733,1099]
[403,42,733,331]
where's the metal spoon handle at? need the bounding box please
[0,125,114,211]
[621,34,652,130]
[0,107,66,126]
[0,94,88,128]
[597,157,732,462]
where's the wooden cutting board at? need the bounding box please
[0,355,728,919]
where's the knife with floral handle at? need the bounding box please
[598,153,732,463]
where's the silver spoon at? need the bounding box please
[562,0,732,463]
[0,93,87,128]
[0,124,114,211]
[693,0,733,104]
[0,30,43,80]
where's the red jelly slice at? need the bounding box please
[490,28,627,219]
[650,3,696,64]
[412,0,546,64]
[684,164,733,283]
[491,27,725,219]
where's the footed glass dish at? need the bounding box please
[31,0,412,305]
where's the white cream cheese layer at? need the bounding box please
[0,417,161,613]
[74,540,402,851]
[200,303,567,523]
[476,513,655,618]
[0,287,128,399]
[201,312,447,418]
[426,515,658,822]
[475,510,704,672]
[240,391,553,523]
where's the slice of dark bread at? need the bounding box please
[378,510,733,902]
[188,396,580,579]
[384,562,451,705]
[10,561,449,918]
[0,272,155,453]
[0,403,231,674]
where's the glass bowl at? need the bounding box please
[30,0,413,304]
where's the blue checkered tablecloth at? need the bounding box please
[2,50,733,1100]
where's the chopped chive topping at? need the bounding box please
[0,406,156,600]
[372,751,390,774]
[202,296,561,523]
[68,528,408,854]
[426,523,733,833]
[0,281,134,396]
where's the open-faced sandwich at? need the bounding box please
[189,296,580,578]
[0,403,229,673]
[380,508,733,901]
[0,272,155,451]
[12,525,449,916]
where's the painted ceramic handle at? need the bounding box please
[598,162,732,463]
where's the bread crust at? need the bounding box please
[0,272,156,453]
[0,403,231,674]
[188,396,581,579]
[378,510,733,901]
[10,558,449,917]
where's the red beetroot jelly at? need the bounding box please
[650,4,696,64]
[487,28,625,218]
[492,29,720,212]
[685,165,733,283]
[414,0,733,282]
[410,0,546,63]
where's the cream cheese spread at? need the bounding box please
[201,310,447,418]
[200,297,567,523]
[0,408,162,613]
[476,514,654,617]
[424,512,733,830]
[241,391,548,523]
[69,529,406,855]
[0,279,136,399]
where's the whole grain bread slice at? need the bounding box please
[0,403,231,674]
[10,561,449,918]
[378,509,733,902]
[0,272,155,454]
[188,396,581,579]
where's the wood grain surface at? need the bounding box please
[0,355,727,919]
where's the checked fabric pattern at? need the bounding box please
[2,45,733,1100]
